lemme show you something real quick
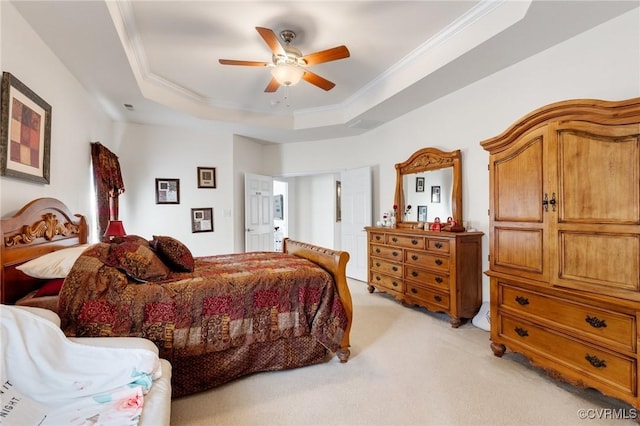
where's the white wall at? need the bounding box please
[115,123,235,257]
[0,1,114,231]
[263,8,640,300]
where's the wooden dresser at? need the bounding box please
[365,226,483,327]
[481,98,640,410]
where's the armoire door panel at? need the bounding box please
[555,231,640,292]
[494,227,545,277]
[557,128,640,224]
[493,135,545,223]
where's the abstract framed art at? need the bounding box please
[197,166,216,188]
[191,207,213,233]
[0,72,52,184]
[155,178,180,204]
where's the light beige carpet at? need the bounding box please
[170,279,636,425]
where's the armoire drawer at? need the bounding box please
[404,266,449,290]
[370,244,402,261]
[405,250,449,272]
[499,314,636,396]
[370,257,402,277]
[406,283,449,310]
[369,272,404,293]
[500,284,635,352]
[387,234,425,250]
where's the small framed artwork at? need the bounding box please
[336,180,342,222]
[155,178,180,204]
[431,185,441,203]
[197,166,216,188]
[274,194,284,220]
[417,205,428,222]
[0,72,52,184]
[191,207,213,233]
[416,177,425,192]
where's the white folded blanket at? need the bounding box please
[0,305,161,426]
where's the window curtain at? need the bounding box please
[90,142,125,241]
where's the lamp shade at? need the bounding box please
[104,220,126,238]
[271,63,304,86]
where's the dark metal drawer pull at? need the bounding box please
[434,295,442,302]
[411,288,418,294]
[392,251,399,257]
[375,248,381,254]
[392,281,399,287]
[375,276,381,281]
[435,242,443,249]
[411,239,418,245]
[411,255,418,261]
[391,237,398,242]
[375,262,381,267]
[412,271,419,277]
[392,266,398,272]
[515,296,529,306]
[514,327,528,337]
[375,235,382,241]
[435,259,443,266]
[585,354,606,368]
[435,277,443,283]
[585,315,607,329]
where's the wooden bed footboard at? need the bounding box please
[283,238,352,362]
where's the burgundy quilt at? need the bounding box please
[59,243,347,369]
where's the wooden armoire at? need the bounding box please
[481,98,640,410]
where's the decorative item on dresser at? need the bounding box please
[481,98,640,412]
[365,147,483,327]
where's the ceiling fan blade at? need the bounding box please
[301,45,350,66]
[219,59,270,67]
[256,27,285,56]
[264,77,280,93]
[302,70,336,91]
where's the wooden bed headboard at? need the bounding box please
[0,198,88,305]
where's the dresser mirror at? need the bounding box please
[393,147,462,227]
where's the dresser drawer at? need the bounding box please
[369,271,404,293]
[405,250,449,272]
[387,234,425,250]
[404,266,449,290]
[370,243,402,261]
[500,284,635,352]
[369,232,386,244]
[406,283,449,310]
[499,314,636,396]
[370,257,402,277]
[426,238,450,254]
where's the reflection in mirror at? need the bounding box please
[394,147,462,227]
[402,168,452,223]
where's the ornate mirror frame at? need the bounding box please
[394,147,462,226]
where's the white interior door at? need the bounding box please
[244,173,274,252]
[340,166,372,281]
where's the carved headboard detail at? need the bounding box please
[1,198,88,304]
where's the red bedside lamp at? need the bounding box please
[104,192,127,239]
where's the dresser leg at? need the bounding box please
[490,342,506,357]
[450,317,463,328]
[367,285,375,293]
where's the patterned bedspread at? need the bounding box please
[58,244,348,364]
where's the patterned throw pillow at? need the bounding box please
[151,235,195,272]
[106,241,170,282]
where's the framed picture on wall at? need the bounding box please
[0,72,52,184]
[156,178,180,204]
[431,185,441,203]
[191,207,213,232]
[417,205,428,222]
[416,177,425,192]
[197,167,216,188]
[274,194,283,220]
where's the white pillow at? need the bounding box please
[16,244,90,279]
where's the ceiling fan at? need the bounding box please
[218,27,350,93]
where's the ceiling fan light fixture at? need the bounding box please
[271,63,304,86]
